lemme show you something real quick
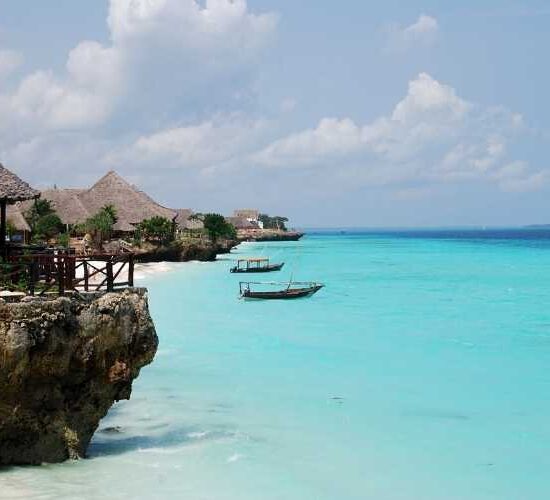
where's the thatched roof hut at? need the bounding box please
[233,209,260,221]
[0,164,40,202]
[39,171,177,232]
[0,164,39,255]
[226,216,258,230]
[6,205,31,232]
[175,209,204,230]
[40,188,89,225]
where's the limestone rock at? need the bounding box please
[0,289,158,465]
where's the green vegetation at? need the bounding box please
[57,233,70,248]
[203,213,236,242]
[84,205,118,245]
[25,199,65,242]
[138,216,174,245]
[259,214,289,231]
[6,220,17,239]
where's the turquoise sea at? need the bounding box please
[3,229,550,499]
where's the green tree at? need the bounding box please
[259,214,289,231]
[26,199,55,232]
[139,216,174,245]
[34,213,64,240]
[203,213,236,242]
[102,204,118,225]
[25,199,65,242]
[58,233,70,248]
[85,205,118,245]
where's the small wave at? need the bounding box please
[187,431,210,439]
[138,447,184,455]
[134,262,180,280]
[226,453,244,463]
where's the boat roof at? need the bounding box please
[236,257,269,262]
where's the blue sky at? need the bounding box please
[1,0,549,227]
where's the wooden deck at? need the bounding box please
[0,251,135,296]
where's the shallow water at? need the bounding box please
[2,230,550,499]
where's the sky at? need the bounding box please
[1,0,550,227]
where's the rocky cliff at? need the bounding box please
[135,238,237,263]
[0,289,158,465]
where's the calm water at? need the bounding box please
[3,230,550,499]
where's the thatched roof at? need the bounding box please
[40,188,89,225]
[226,216,258,229]
[233,209,259,220]
[6,204,31,232]
[0,164,39,202]
[78,171,176,227]
[37,171,177,232]
[175,209,204,230]
[113,220,136,232]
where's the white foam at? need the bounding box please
[134,262,179,280]
[187,431,210,439]
[226,453,244,463]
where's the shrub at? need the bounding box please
[139,216,174,245]
[85,205,118,245]
[203,213,236,242]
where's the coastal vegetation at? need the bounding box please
[203,213,237,242]
[82,204,118,247]
[259,213,289,231]
[25,199,65,243]
[138,216,174,245]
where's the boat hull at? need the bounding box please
[241,284,323,300]
[231,263,285,273]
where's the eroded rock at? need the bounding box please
[0,289,158,465]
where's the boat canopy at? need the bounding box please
[235,257,269,263]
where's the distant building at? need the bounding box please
[175,209,204,231]
[233,209,264,229]
[226,216,259,230]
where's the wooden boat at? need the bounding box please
[230,258,284,274]
[239,281,324,300]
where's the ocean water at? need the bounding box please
[3,229,550,499]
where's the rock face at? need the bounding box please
[0,289,158,465]
[135,239,237,263]
[237,231,304,242]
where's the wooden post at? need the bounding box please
[57,257,65,295]
[66,254,75,291]
[128,254,134,287]
[83,260,89,291]
[0,199,6,260]
[106,260,114,292]
[28,261,37,296]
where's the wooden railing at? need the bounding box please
[0,253,135,296]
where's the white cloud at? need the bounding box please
[107,114,269,169]
[252,73,545,192]
[387,14,439,51]
[255,73,469,166]
[493,161,549,192]
[255,117,364,167]
[0,0,277,136]
[404,14,439,38]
